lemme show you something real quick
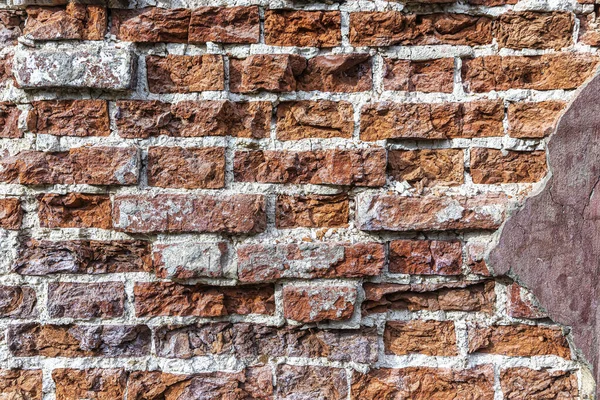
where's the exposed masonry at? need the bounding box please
[0,0,599,398]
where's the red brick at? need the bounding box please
[0,285,37,318]
[0,53,12,86]
[27,100,110,137]
[465,241,491,276]
[38,193,112,229]
[111,7,190,43]
[0,103,21,138]
[388,149,464,187]
[497,11,573,50]
[230,54,307,93]
[237,242,385,282]
[297,54,372,92]
[112,194,266,234]
[579,9,600,46]
[383,58,454,93]
[389,239,462,275]
[189,6,259,44]
[146,54,224,93]
[470,149,547,184]
[508,101,566,139]
[24,4,106,41]
[283,284,356,322]
[507,283,548,319]
[384,320,457,356]
[0,369,42,400]
[134,282,274,317]
[276,194,349,228]
[234,149,386,187]
[53,369,127,400]
[0,147,139,185]
[276,100,353,140]
[47,282,125,318]
[0,198,22,229]
[500,368,578,399]
[264,10,341,47]
[147,146,225,189]
[153,242,226,279]
[0,10,25,45]
[276,365,348,400]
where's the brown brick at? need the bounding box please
[230,54,307,93]
[470,149,547,184]
[113,194,266,234]
[53,369,127,400]
[276,100,353,140]
[276,194,349,228]
[507,283,548,319]
[0,147,139,185]
[189,6,259,44]
[111,7,190,43]
[24,4,106,41]
[283,284,356,322]
[0,103,21,138]
[389,239,462,275]
[363,281,496,315]
[0,53,12,86]
[360,100,504,141]
[48,282,125,318]
[357,193,507,231]
[237,242,385,282]
[500,368,578,399]
[116,100,271,139]
[0,198,22,229]
[134,282,274,317]
[466,241,491,276]
[462,54,598,92]
[264,10,341,47]
[8,324,151,357]
[497,11,574,50]
[153,242,226,279]
[0,369,42,400]
[508,101,565,139]
[38,193,112,229]
[468,324,571,358]
[276,365,348,400]
[388,149,464,187]
[579,9,600,46]
[351,366,494,399]
[234,149,386,187]
[155,322,379,363]
[0,10,25,45]
[15,239,151,275]
[383,58,454,93]
[350,12,493,46]
[147,146,225,189]
[146,54,224,93]
[127,367,273,400]
[297,54,372,92]
[0,285,37,318]
[27,100,110,137]
[384,320,457,356]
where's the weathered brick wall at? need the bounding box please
[0,0,597,398]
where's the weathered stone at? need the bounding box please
[0,285,37,318]
[500,368,578,399]
[276,100,353,140]
[470,149,547,184]
[468,324,571,358]
[579,10,600,46]
[0,103,21,138]
[48,282,125,318]
[237,242,385,282]
[297,54,372,92]
[350,12,493,46]
[113,194,266,234]
[153,242,227,279]
[146,54,224,93]
[15,239,152,275]
[0,147,139,185]
[147,146,225,189]
[24,4,106,40]
[115,100,271,139]
[27,100,110,137]
[383,58,454,93]
[356,193,507,231]
[8,324,151,357]
[497,11,573,50]
[384,320,457,356]
[388,149,464,187]
[351,366,494,399]
[264,10,341,47]
[0,10,25,45]
[0,198,22,229]
[154,322,379,363]
[276,365,348,400]
[38,193,112,229]
[361,100,504,140]
[276,194,349,228]
[53,369,127,400]
[283,285,356,322]
[234,149,386,187]
[111,7,190,42]
[0,369,42,400]
[507,101,566,139]
[507,283,548,319]
[189,6,259,44]
[466,241,491,276]
[389,239,462,275]
[134,283,275,317]
[462,54,598,92]
[229,54,307,93]
[363,281,496,314]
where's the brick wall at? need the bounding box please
[0,0,597,398]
